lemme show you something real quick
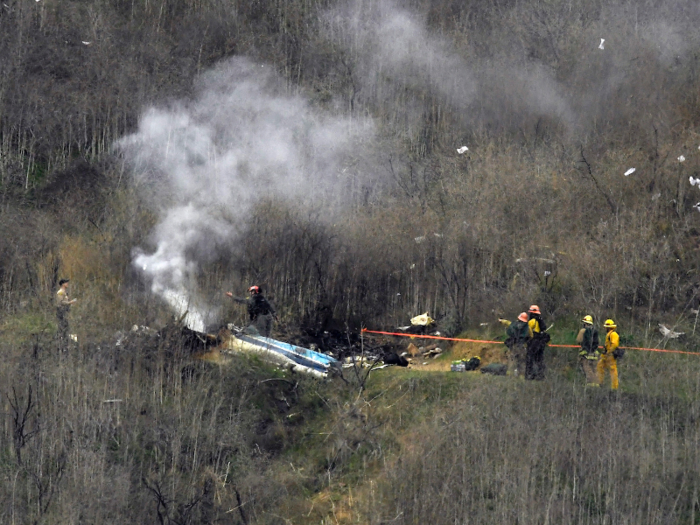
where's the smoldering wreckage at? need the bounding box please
[106,311,466,380]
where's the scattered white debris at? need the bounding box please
[544,270,551,277]
[82,41,91,46]
[690,176,700,187]
[414,236,425,244]
[659,324,684,339]
[599,39,605,50]
[433,233,443,238]
[678,155,686,163]
[70,334,78,342]
[624,168,636,176]
[410,263,416,269]
[652,193,661,201]
[457,146,469,154]
[691,309,699,315]
[411,312,434,326]
[694,203,700,212]
[479,322,489,326]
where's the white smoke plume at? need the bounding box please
[323,0,574,136]
[118,57,369,331]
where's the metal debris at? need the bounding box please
[599,39,605,50]
[457,146,468,154]
[659,324,684,339]
[624,168,636,176]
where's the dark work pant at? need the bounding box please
[526,338,546,380]
[251,314,273,337]
[56,307,69,351]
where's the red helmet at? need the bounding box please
[248,285,260,294]
[518,312,529,322]
[528,304,541,315]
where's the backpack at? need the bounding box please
[612,347,626,359]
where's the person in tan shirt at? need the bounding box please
[56,279,77,350]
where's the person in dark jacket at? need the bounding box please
[504,312,531,378]
[226,285,277,336]
[526,304,549,380]
[576,315,600,386]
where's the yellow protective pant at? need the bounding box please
[597,354,618,390]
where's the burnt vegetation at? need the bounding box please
[2,0,700,523]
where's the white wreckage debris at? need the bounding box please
[411,312,435,326]
[624,168,636,176]
[658,324,684,340]
[689,176,700,187]
[678,155,686,163]
[457,146,469,154]
[694,203,700,212]
[599,38,605,50]
[223,332,341,378]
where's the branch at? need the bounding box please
[579,147,617,214]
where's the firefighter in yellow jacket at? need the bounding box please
[597,319,620,390]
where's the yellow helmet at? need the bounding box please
[582,315,593,325]
[604,319,616,329]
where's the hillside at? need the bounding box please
[1,0,700,522]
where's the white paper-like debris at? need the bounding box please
[544,270,551,277]
[414,236,425,244]
[694,202,700,212]
[678,155,686,163]
[659,324,684,339]
[689,176,700,187]
[652,193,661,201]
[599,39,605,50]
[82,41,91,45]
[624,168,636,176]
[457,146,468,154]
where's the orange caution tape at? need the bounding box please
[361,329,700,356]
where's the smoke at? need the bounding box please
[323,0,574,136]
[118,57,369,331]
